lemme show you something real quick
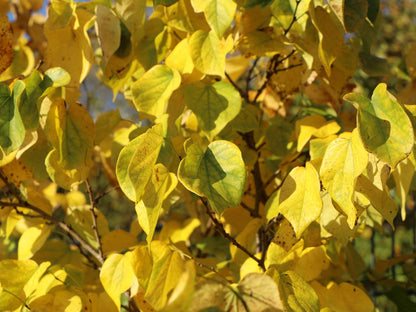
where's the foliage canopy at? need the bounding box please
[1,0,416,311]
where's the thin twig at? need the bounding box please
[94,185,120,204]
[200,197,265,271]
[246,57,260,97]
[283,0,301,35]
[85,180,105,261]
[225,72,247,100]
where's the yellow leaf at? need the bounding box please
[311,281,374,312]
[392,157,414,220]
[144,241,188,310]
[18,224,52,260]
[0,158,32,187]
[355,154,397,226]
[166,38,194,74]
[159,217,201,243]
[0,13,13,75]
[296,115,341,151]
[100,252,135,310]
[162,261,196,312]
[278,162,322,238]
[320,130,368,228]
[0,259,38,311]
[29,289,83,312]
[43,2,94,96]
[320,191,356,245]
[102,229,138,256]
[293,246,330,281]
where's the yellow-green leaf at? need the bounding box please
[100,252,135,310]
[295,115,340,152]
[189,30,227,77]
[191,0,236,37]
[165,38,194,74]
[320,130,368,228]
[182,81,242,140]
[18,224,52,260]
[344,83,414,168]
[29,289,83,312]
[116,124,164,202]
[136,163,178,243]
[269,269,319,312]
[278,162,322,238]
[178,140,246,215]
[131,65,181,118]
[95,4,121,66]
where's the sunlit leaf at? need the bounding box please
[18,224,52,260]
[320,130,368,228]
[191,0,236,37]
[100,252,135,310]
[101,229,138,256]
[116,124,164,202]
[392,157,414,219]
[178,140,246,215]
[131,65,181,117]
[278,162,322,238]
[344,83,414,168]
[189,30,228,77]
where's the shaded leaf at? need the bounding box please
[182,81,241,140]
[178,140,246,215]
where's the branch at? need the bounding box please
[200,196,265,271]
[246,57,260,97]
[0,170,104,265]
[85,180,105,262]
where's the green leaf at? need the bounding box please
[189,30,227,77]
[131,65,181,118]
[191,0,237,37]
[182,81,242,140]
[344,83,414,168]
[0,82,25,154]
[116,124,164,202]
[44,67,71,87]
[135,18,166,69]
[278,162,322,238]
[320,130,368,228]
[329,0,368,33]
[100,252,135,310]
[136,163,178,243]
[178,140,246,215]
